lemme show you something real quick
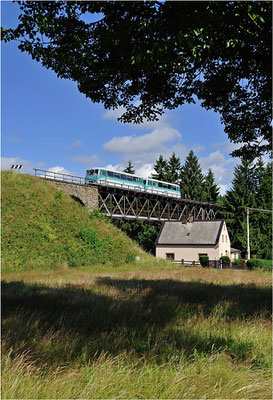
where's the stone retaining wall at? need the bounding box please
[48,180,98,212]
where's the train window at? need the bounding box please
[121,174,126,180]
[148,180,153,186]
[113,172,120,178]
[107,171,114,177]
[127,175,133,181]
[143,180,147,185]
[158,182,163,188]
[133,177,137,182]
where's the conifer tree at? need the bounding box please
[166,153,181,184]
[123,161,135,174]
[151,155,168,181]
[223,158,256,256]
[203,169,220,203]
[180,150,204,200]
[251,160,272,259]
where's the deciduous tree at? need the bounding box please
[2,1,272,158]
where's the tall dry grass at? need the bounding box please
[2,266,272,399]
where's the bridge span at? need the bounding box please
[34,169,221,222]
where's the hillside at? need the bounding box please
[1,171,149,272]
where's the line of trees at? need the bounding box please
[152,150,220,203]
[114,152,272,259]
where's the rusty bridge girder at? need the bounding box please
[98,187,220,221]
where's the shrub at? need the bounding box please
[199,255,209,267]
[220,256,230,263]
[232,258,243,267]
[247,259,272,271]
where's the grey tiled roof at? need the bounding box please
[156,220,224,245]
[230,247,241,253]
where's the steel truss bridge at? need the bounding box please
[98,186,220,221]
[34,169,221,221]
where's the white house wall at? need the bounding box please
[218,221,231,258]
[156,244,219,261]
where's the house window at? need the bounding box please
[222,235,224,242]
[225,235,227,242]
[166,253,174,261]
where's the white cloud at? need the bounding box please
[70,155,102,165]
[200,150,236,194]
[66,140,82,149]
[1,157,45,174]
[103,125,181,154]
[102,106,127,121]
[48,166,73,175]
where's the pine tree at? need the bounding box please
[180,150,204,200]
[151,155,168,181]
[223,158,256,257]
[166,153,181,184]
[203,169,220,203]
[123,161,135,174]
[251,160,272,259]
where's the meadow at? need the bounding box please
[2,265,272,399]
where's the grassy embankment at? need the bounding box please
[1,170,153,273]
[2,171,272,399]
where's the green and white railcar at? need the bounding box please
[85,168,145,191]
[143,178,180,198]
[85,168,181,198]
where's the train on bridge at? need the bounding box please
[85,168,181,198]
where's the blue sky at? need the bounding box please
[1,1,241,194]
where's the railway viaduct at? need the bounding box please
[35,169,222,222]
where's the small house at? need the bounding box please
[155,219,230,262]
[230,247,241,261]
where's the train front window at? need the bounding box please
[87,169,98,175]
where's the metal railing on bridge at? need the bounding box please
[34,168,87,185]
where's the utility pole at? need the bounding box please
[246,207,250,260]
[246,207,273,260]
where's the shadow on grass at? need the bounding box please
[96,277,272,319]
[2,278,271,368]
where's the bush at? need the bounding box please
[199,255,209,267]
[220,256,230,263]
[247,259,272,271]
[232,258,243,267]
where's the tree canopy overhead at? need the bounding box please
[3,1,272,159]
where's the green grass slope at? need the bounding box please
[1,171,148,272]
